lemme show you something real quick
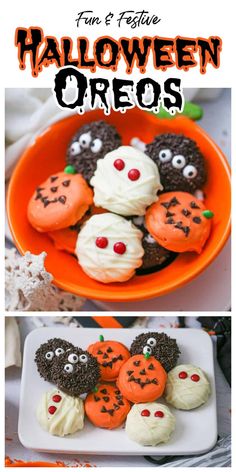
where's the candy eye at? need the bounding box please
[45,351,54,360]
[91,138,102,153]
[64,363,73,373]
[191,374,200,382]
[79,354,88,363]
[68,353,79,364]
[96,237,108,249]
[154,410,164,418]
[147,337,157,347]
[159,149,172,162]
[183,165,198,179]
[113,242,126,255]
[55,348,65,357]
[172,154,186,169]
[70,141,81,156]
[141,409,150,417]
[79,132,91,148]
[179,371,188,379]
[143,345,152,355]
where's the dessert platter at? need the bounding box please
[7,109,231,300]
[18,328,217,455]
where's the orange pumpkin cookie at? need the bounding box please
[117,354,167,403]
[48,206,107,254]
[85,384,131,429]
[145,192,213,254]
[28,172,93,232]
[88,335,130,382]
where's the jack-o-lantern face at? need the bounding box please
[28,172,93,232]
[88,337,130,381]
[85,384,131,429]
[117,354,167,403]
[146,191,213,254]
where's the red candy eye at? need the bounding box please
[128,169,140,181]
[52,394,62,403]
[96,237,108,249]
[191,374,200,382]
[154,411,164,418]
[114,159,125,171]
[179,371,188,379]
[141,409,150,417]
[48,405,57,415]
[113,242,126,254]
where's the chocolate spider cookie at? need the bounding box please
[50,347,100,396]
[146,133,207,193]
[85,384,131,429]
[35,338,74,383]
[130,332,180,372]
[87,335,130,382]
[66,120,122,182]
[117,354,167,403]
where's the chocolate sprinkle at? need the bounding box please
[130,332,180,372]
[193,216,202,224]
[190,201,200,209]
[34,338,74,383]
[58,195,66,204]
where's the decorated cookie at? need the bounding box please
[132,216,174,271]
[85,384,131,429]
[36,388,84,436]
[90,146,162,216]
[28,172,93,232]
[130,332,180,372]
[66,120,122,182]
[146,192,213,253]
[34,338,74,383]
[165,364,211,410]
[48,206,107,255]
[126,402,175,446]
[88,335,130,381]
[76,213,144,283]
[117,354,167,403]
[50,347,100,396]
[146,133,207,193]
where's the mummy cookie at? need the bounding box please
[146,133,207,193]
[146,192,213,253]
[66,120,122,182]
[76,213,144,283]
[126,403,175,446]
[36,388,84,436]
[35,338,74,383]
[88,335,130,381]
[117,354,167,403]
[130,332,180,372]
[28,172,93,232]
[50,347,100,396]
[90,146,162,216]
[85,384,131,429]
[165,364,211,410]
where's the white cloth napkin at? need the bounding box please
[5,317,21,368]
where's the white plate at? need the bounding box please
[18,328,217,455]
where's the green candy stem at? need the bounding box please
[144,352,150,360]
[202,210,214,219]
[92,386,98,393]
[64,165,76,174]
[99,335,104,342]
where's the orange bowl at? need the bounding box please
[7,109,231,301]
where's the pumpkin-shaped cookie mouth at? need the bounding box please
[27,172,93,232]
[85,384,131,429]
[117,354,167,403]
[146,191,213,254]
[87,335,130,381]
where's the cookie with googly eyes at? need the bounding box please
[50,347,100,397]
[66,121,122,182]
[146,133,207,193]
[34,338,74,383]
[165,364,211,410]
[130,332,180,372]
